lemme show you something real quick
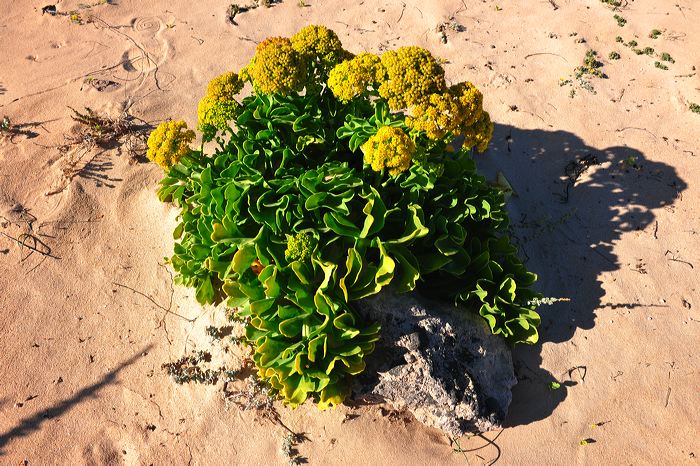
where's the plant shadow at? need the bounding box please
[477,123,686,426]
[0,345,152,454]
[77,149,123,188]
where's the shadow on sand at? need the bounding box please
[0,345,152,454]
[476,124,687,427]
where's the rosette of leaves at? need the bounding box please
[154,25,542,408]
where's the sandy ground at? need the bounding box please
[0,0,699,464]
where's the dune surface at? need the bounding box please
[1,0,698,464]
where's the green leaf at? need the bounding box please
[195,276,215,304]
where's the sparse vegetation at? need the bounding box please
[609,51,621,60]
[614,14,627,27]
[660,52,675,63]
[654,61,668,70]
[649,29,662,39]
[689,103,700,114]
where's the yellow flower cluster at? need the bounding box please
[405,81,488,144]
[291,25,349,70]
[450,82,484,129]
[197,97,239,133]
[378,46,446,110]
[405,92,460,140]
[285,231,314,261]
[146,120,195,170]
[197,71,244,138]
[461,110,494,153]
[206,71,244,102]
[244,37,308,94]
[362,126,415,175]
[327,53,386,102]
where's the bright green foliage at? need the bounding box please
[153,25,541,409]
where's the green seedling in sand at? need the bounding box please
[649,29,662,39]
[660,52,675,63]
[609,51,621,60]
[655,61,668,70]
[614,14,626,27]
[689,103,700,114]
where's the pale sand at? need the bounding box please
[0,0,698,464]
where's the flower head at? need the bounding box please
[362,126,415,175]
[146,120,195,170]
[461,110,494,153]
[378,47,446,110]
[285,232,315,261]
[206,71,244,102]
[197,95,239,140]
[405,92,460,140]
[291,25,349,70]
[328,53,386,102]
[405,81,486,141]
[246,37,308,94]
[449,81,484,129]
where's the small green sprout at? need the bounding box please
[649,29,662,39]
[642,47,654,55]
[660,52,674,63]
[689,103,700,114]
[654,61,668,70]
[549,381,562,390]
[615,36,624,43]
[608,51,621,60]
[614,14,626,27]
[626,40,638,47]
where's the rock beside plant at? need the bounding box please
[354,289,517,437]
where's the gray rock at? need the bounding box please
[353,289,517,437]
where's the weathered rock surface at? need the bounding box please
[353,289,517,437]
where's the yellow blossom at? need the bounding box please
[462,110,494,153]
[449,81,484,129]
[378,46,447,110]
[206,71,244,102]
[246,37,308,94]
[361,126,415,175]
[327,53,386,102]
[197,95,239,139]
[146,120,195,170]
[405,81,487,141]
[291,25,350,70]
[405,92,460,140]
[285,232,314,261]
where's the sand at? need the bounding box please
[0,0,698,464]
